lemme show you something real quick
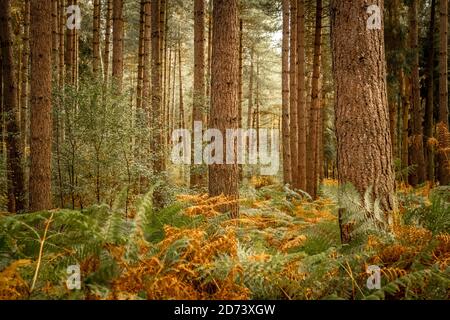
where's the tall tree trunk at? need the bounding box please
[178,38,185,129]
[296,0,306,191]
[21,0,30,165]
[247,46,254,129]
[409,0,426,185]
[400,69,410,179]
[282,0,291,185]
[306,0,322,199]
[104,0,113,83]
[58,0,65,87]
[190,0,207,188]
[136,0,146,110]
[151,0,165,207]
[208,0,239,217]
[425,0,436,182]
[112,0,124,90]
[238,18,243,181]
[206,0,213,121]
[438,0,449,185]
[66,0,75,84]
[0,0,26,213]
[289,0,298,188]
[331,0,396,243]
[93,0,101,75]
[142,0,151,113]
[52,0,59,83]
[30,0,53,211]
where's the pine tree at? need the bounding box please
[208,0,240,217]
[0,0,26,213]
[331,0,395,243]
[30,0,53,211]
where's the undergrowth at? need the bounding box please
[0,181,448,300]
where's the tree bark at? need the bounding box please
[208,0,239,217]
[296,0,306,191]
[409,0,426,185]
[282,0,291,185]
[0,0,26,213]
[425,0,436,183]
[104,0,113,83]
[190,0,207,188]
[30,0,53,211]
[438,0,449,185]
[289,0,298,188]
[306,0,322,199]
[331,0,396,243]
[151,0,165,206]
[112,0,124,90]
[93,0,101,74]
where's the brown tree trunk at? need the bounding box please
[409,0,426,185]
[306,0,322,199]
[112,0,124,90]
[208,0,239,217]
[93,0,101,75]
[247,46,254,129]
[151,0,165,206]
[400,70,410,179]
[30,0,53,211]
[438,0,449,185]
[66,0,75,84]
[104,0,113,83]
[425,0,436,182]
[282,0,291,185]
[206,0,212,122]
[178,37,185,129]
[52,0,59,84]
[136,0,146,110]
[58,0,65,87]
[296,0,306,191]
[21,0,30,162]
[0,0,26,213]
[190,0,207,188]
[289,0,298,188]
[142,0,151,113]
[331,0,396,243]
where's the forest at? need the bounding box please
[0,0,449,301]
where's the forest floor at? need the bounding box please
[0,179,449,300]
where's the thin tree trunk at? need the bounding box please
[425,0,436,182]
[21,0,30,167]
[52,0,59,84]
[0,0,26,213]
[247,46,254,129]
[331,0,395,243]
[30,0,53,211]
[209,0,239,217]
[151,0,165,207]
[190,0,207,188]
[296,0,306,191]
[178,38,185,129]
[307,0,322,199]
[66,0,75,84]
[112,0,124,90]
[409,0,426,185]
[289,0,298,188]
[93,0,101,75]
[142,0,151,113]
[136,0,146,110]
[400,70,410,179]
[282,0,291,185]
[58,0,65,87]
[104,0,113,83]
[438,0,449,185]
